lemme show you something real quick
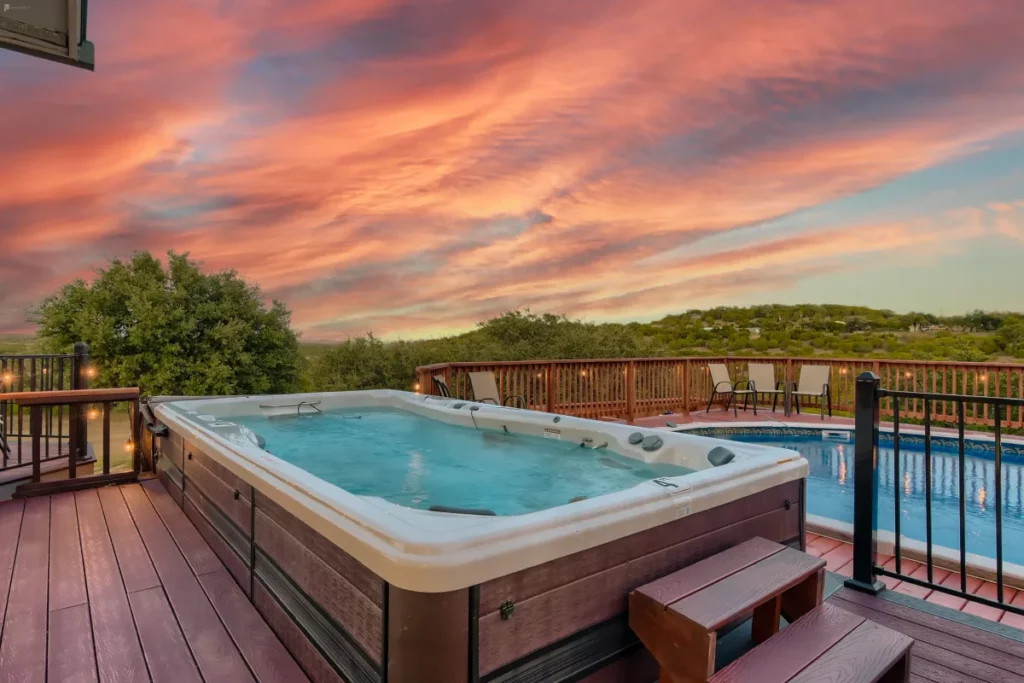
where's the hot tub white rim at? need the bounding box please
[154,392,808,592]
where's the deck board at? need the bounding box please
[48,492,88,612]
[0,499,24,629]
[75,489,150,683]
[48,603,99,683]
[139,479,221,576]
[97,486,160,593]
[0,496,50,683]
[129,586,203,683]
[0,482,307,683]
[120,484,255,682]
[827,586,1024,683]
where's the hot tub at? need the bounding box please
[146,391,808,683]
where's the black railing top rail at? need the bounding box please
[880,388,1024,406]
[0,353,75,360]
[847,370,1024,617]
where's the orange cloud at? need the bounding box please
[1,0,1023,338]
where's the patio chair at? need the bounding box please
[747,363,785,413]
[705,363,755,416]
[792,365,832,420]
[468,371,527,408]
[432,375,452,398]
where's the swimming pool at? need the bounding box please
[683,426,1024,566]
[148,391,806,683]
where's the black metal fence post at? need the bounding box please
[845,371,886,594]
[71,342,89,461]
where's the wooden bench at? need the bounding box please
[630,537,912,683]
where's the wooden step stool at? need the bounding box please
[629,537,912,683]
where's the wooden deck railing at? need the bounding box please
[416,357,1024,428]
[1,387,142,496]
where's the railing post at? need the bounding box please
[682,361,690,415]
[133,398,142,474]
[845,371,885,595]
[546,362,556,414]
[71,342,89,461]
[30,405,42,483]
[626,361,637,424]
[784,358,793,415]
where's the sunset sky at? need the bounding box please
[2,0,1023,340]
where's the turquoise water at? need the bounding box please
[231,408,691,515]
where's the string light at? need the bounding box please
[85,367,97,379]
[88,408,99,420]
[980,374,988,382]
[1,372,12,385]
[124,439,134,453]
[580,370,587,377]
[413,383,420,392]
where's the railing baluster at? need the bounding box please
[103,402,111,475]
[893,398,901,575]
[30,405,41,483]
[958,399,967,592]
[925,398,933,584]
[995,405,1004,604]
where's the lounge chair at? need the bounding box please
[468,371,526,408]
[432,375,453,398]
[792,365,832,419]
[705,363,755,416]
[747,363,785,413]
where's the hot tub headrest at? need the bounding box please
[707,446,736,467]
[628,432,644,445]
[641,435,664,452]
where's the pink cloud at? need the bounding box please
[0,0,1023,338]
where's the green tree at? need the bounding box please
[33,251,300,396]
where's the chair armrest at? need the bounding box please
[478,398,498,405]
[503,395,527,409]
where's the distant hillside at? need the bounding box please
[5,305,1022,394]
[0,334,42,355]
[630,304,1024,362]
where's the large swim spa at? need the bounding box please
[145,391,808,683]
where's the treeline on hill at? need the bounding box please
[304,306,1024,392]
[18,251,1024,397]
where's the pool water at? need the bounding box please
[718,432,1024,566]
[232,408,691,515]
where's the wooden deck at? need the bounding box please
[807,531,1024,628]
[0,479,308,683]
[3,479,1024,683]
[824,586,1024,683]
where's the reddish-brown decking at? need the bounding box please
[826,587,1024,683]
[0,479,308,683]
[806,532,1024,628]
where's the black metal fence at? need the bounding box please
[0,342,91,472]
[846,371,1024,616]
